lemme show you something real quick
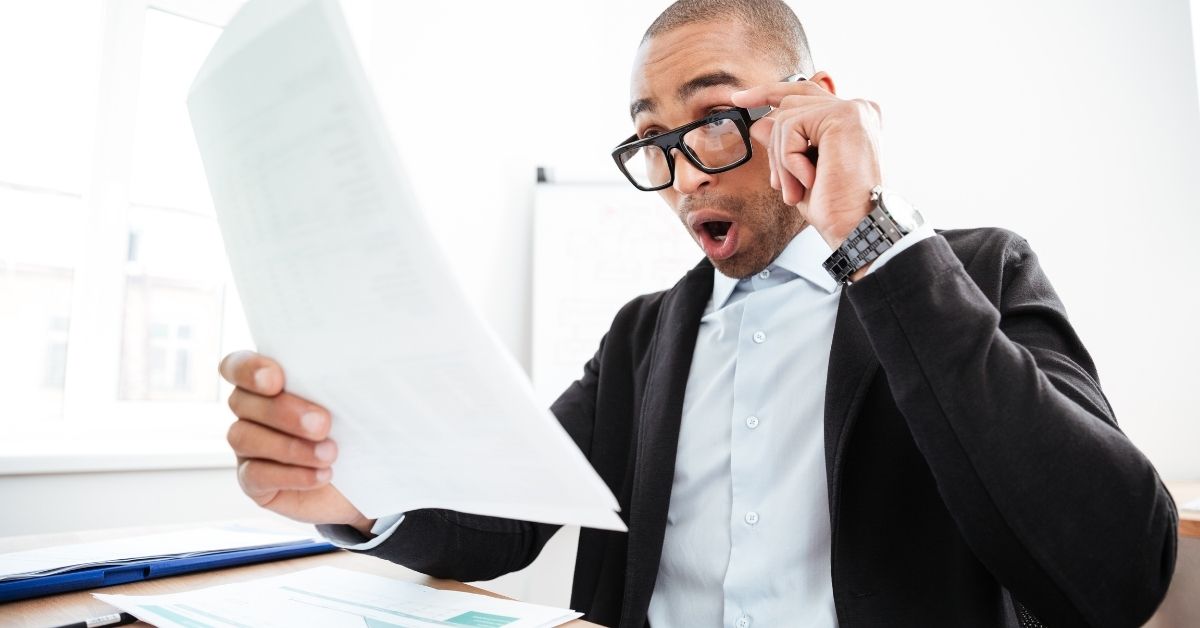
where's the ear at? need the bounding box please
[809,71,836,96]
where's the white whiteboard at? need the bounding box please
[531,183,702,407]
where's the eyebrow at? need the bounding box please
[629,70,746,121]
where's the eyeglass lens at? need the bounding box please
[618,116,749,189]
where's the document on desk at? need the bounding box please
[96,566,583,627]
[186,0,624,531]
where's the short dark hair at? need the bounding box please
[641,0,814,76]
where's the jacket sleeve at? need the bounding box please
[317,334,608,582]
[846,231,1177,628]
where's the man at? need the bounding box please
[218,1,1178,626]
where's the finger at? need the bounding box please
[771,112,793,201]
[749,114,774,151]
[766,107,799,174]
[227,419,337,467]
[771,114,815,205]
[775,129,803,205]
[237,458,332,500]
[752,116,778,190]
[731,79,826,109]
[778,93,832,110]
[758,119,779,190]
[227,388,331,440]
[776,114,818,191]
[219,350,285,396]
[780,164,806,205]
[783,149,817,191]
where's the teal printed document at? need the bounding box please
[95,566,583,627]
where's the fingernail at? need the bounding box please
[315,468,332,482]
[253,368,272,391]
[314,440,336,462]
[301,411,325,435]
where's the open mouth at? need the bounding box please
[703,220,732,242]
[693,218,739,261]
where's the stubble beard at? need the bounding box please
[683,189,806,279]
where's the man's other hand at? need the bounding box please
[731,74,883,251]
[219,350,374,535]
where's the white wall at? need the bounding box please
[0,468,263,537]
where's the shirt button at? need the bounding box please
[737,616,751,628]
[744,511,759,525]
[745,415,760,429]
[752,331,766,344]
[757,269,770,280]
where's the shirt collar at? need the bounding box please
[710,226,840,310]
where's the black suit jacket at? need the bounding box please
[325,228,1177,627]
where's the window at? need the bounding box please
[118,205,226,402]
[116,9,227,405]
[1,1,254,470]
[0,1,99,425]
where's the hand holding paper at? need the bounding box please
[220,350,373,531]
[189,0,625,531]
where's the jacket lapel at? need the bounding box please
[823,289,880,531]
[620,261,712,628]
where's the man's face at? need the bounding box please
[630,21,805,279]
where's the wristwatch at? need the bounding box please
[822,185,924,284]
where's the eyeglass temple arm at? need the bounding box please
[747,105,774,121]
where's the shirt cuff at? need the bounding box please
[864,223,936,276]
[318,513,406,551]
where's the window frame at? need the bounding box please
[3,0,375,474]
[1,0,249,474]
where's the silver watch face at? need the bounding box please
[878,189,923,233]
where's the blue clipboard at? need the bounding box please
[0,538,336,604]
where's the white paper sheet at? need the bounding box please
[186,0,623,531]
[0,527,318,581]
[96,566,582,628]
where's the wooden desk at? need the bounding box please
[1169,481,1200,538]
[5,486,1196,628]
[0,522,601,628]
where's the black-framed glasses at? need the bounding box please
[612,74,808,191]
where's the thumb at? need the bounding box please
[781,149,817,191]
[749,116,774,149]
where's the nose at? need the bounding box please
[671,149,714,195]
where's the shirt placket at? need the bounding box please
[722,270,776,628]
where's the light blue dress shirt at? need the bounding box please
[647,224,932,628]
[327,223,935,628]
